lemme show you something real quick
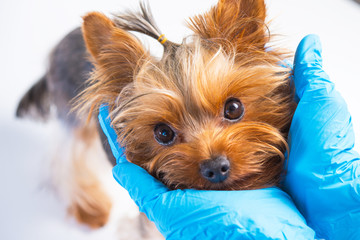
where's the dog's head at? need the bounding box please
[78,0,296,190]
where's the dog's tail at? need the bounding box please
[16,75,51,121]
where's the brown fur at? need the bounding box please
[67,123,112,228]
[76,0,296,190]
[53,122,113,228]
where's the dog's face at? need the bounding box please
[79,0,296,190]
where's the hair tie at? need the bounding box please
[157,34,167,45]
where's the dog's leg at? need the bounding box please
[51,121,112,229]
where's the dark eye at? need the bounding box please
[154,123,176,146]
[224,98,245,121]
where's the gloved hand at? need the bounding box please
[283,34,360,240]
[99,105,315,240]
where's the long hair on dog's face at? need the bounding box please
[77,0,296,190]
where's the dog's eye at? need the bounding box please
[224,98,244,121]
[154,123,176,146]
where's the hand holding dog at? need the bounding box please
[101,35,360,239]
[100,107,315,239]
[283,34,360,239]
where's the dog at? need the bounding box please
[17,0,296,235]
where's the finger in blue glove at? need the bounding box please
[284,34,360,240]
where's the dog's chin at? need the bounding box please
[159,174,269,191]
[167,182,234,191]
[160,177,235,191]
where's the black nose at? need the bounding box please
[200,156,230,183]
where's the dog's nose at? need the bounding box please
[200,156,230,183]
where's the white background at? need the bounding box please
[1,0,359,239]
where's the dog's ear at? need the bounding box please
[82,12,146,67]
[188,0,267,52]
[79,12,148,115]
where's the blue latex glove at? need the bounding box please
[99,108,315,239]
[283,34,360,240]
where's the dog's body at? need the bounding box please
[17,27,116,165]
[17,0,295,234]
[16,27,116,228]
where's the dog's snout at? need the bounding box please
[200,156,230,183]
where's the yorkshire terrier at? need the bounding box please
[17,0,296,234]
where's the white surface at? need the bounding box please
[0,0,359,239]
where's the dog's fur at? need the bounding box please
[17,27,116,229]
[17,0,295,232]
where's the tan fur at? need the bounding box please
[68,123,112,228]
[51,121,112,228]
[78,12,148,116]
[77,0,296,190]
[188,0,268,54]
